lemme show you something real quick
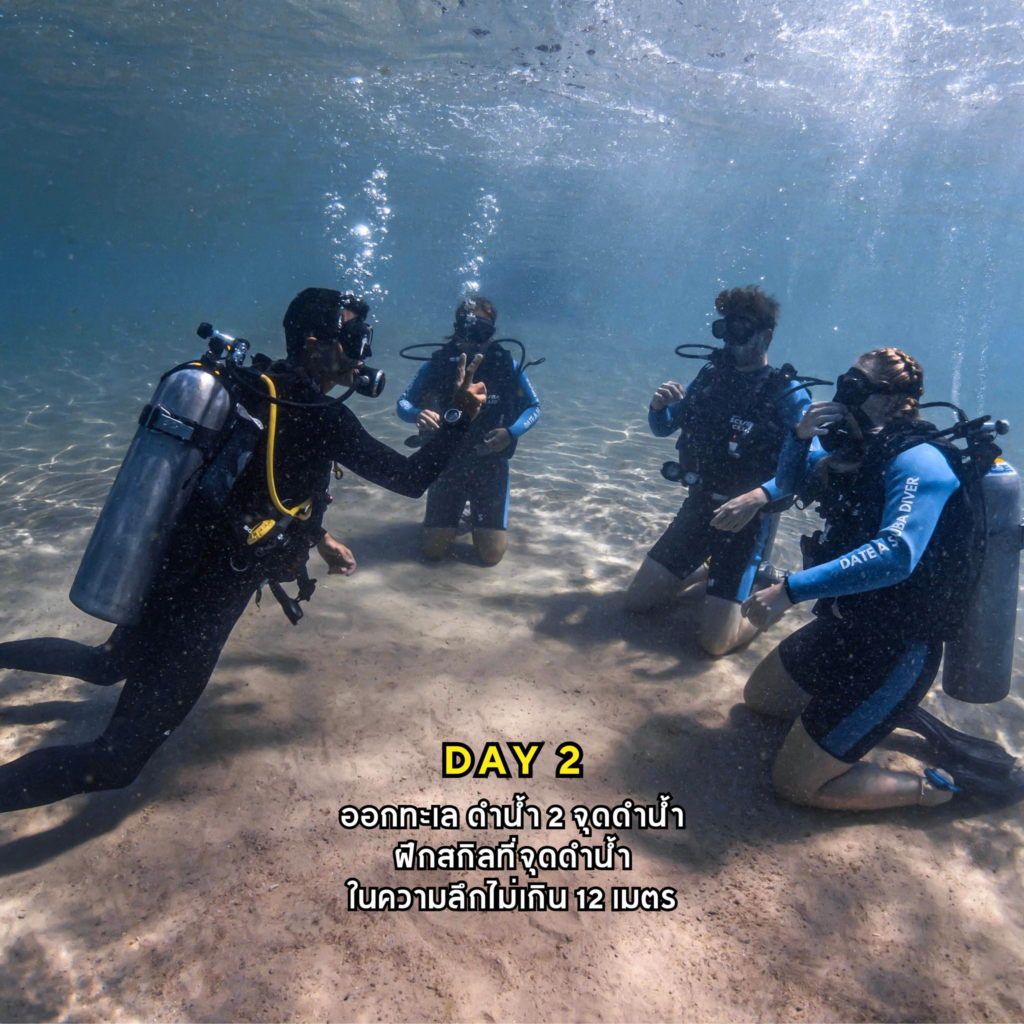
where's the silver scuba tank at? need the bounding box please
[942,457,1024,703]
[70,364,235,625]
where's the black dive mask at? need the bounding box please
[454,312,496,349]
[711,314,763,347]
[820,369,881,455]
[832,367,884,409]
[339,318,374,361]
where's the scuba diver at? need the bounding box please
[625,285,812,656]
[741,347,1023,810]
[0,288,486,813]
[396,296,541,566]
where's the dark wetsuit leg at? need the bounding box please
[0,563,256,813]
[467,457,510,531]
[649,489,773,601]
[779,615,944,764]
[423,458,472,529]
[0,627,133,686]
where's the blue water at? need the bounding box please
[2,7,1023,757]
[4,6,1024,1017]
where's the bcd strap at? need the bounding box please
[138,403,223,452]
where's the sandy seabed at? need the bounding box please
[1,394,1024,1023]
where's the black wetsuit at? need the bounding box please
[0,366,470,812]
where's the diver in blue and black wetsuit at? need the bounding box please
[397,296,541,565]
[625,285,811,656]
[741,347,973,811]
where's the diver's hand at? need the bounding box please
[482,428,511,453]
[711,488,768,532]
[451,352,487,420]
[741,582,792,630]
[795,401,847,440]
[651,381,685,412]
[317,533,357,577]
[416,410,442,434]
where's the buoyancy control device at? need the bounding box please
[660,344,833,498]
[802,401,1022,704]
[397,338,544,451]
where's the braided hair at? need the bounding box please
[862,347,924,420]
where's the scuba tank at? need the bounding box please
[871,400,1021,704]
[70,326,261,625]
[941,446,1023,703]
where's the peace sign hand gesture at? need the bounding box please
[450,352,487,420]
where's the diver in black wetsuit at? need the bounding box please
[0,288,487,814]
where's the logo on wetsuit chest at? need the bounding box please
[727,415,756,458]
[486,392,501,405]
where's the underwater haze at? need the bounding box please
[3,0,1023,666]
[4,2,1024,1019]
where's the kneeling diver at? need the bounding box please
[0,288,486,814]
[626,285,813,656]
[397,296,542,566]
[742,347,1023,810]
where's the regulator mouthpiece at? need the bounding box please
[353,366,386,398]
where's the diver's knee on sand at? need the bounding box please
[473,529,507,565]
[624,556,683,613]
[699,596,756,657]
[421,527,456,560]
[743,647,808,719]
[771,721,851,804]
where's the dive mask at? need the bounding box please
[711,314,762,346]
[454,311,496,348]
[821,368,883,455]
[339,318,374,361]
[832,367,884,409]
[832,365,923,408]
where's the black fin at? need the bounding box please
[899,705,1016,775]
[949,764,1024,804]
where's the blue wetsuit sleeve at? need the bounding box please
[765,433,828,501]
[648,376,698,437]
[396,362,435,423]
[759,386,812,502]
[779,384,812,431]
[508,363,541,438]
[786,445,960,603]
[648,402,680,436]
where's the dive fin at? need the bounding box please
[946,764,1024,804]
[898,705,1016,775]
